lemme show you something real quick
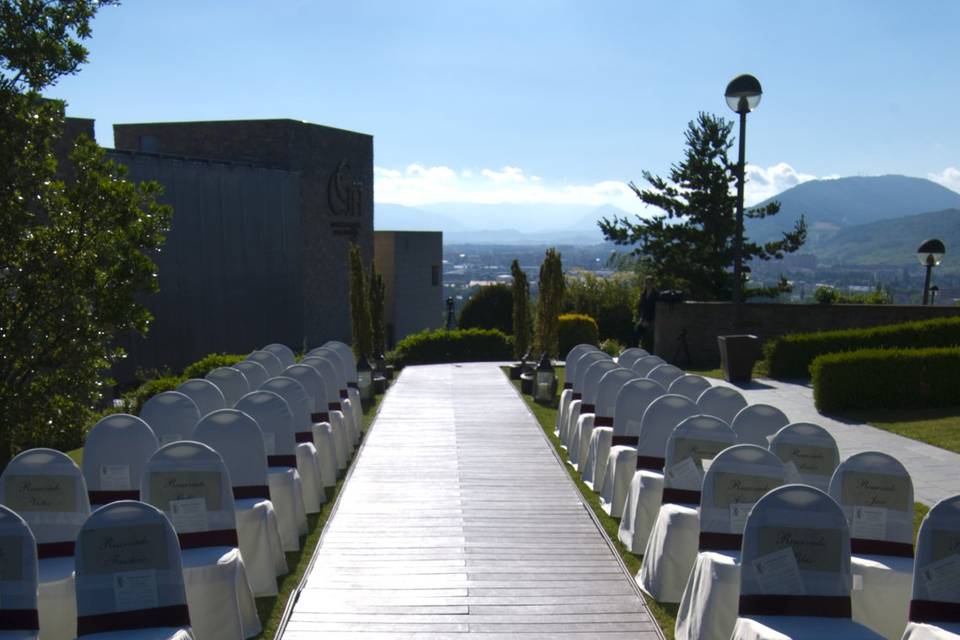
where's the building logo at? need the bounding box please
[328,161,364,239]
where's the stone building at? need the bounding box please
[374,231,444,347]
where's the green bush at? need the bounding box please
[600,338,623,357]
[123,375,186,414]
[814,285,893,305]
[812,347,960,412]
[557,313,599,358]
[765,316,960,379]
[458,284,513,334]
[564,272,639,345]
[182,353,246,379]
[389,328,513,367]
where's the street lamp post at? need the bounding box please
[725,74,763,328]
[917,239,945,305]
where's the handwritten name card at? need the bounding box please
[148,471,222,512]
[712,472,783,509]
[3,475,76,512]
[79,524,170,575]
[775,444,836,477]
[757,526,843,573]
[841,472,911,511]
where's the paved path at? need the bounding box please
[713,377,959,506]
[282,363,661,639]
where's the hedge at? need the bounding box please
[557,313,599,359]
[182,353,246,379]
[811,347,960,413]
[388,328,513,367]
[765,316,960,379]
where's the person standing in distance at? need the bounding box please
[636,276,659,351]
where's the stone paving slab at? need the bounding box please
[282,363,661,639]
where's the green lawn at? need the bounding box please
[839,407,960,455]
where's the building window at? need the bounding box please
[431,265,440,286]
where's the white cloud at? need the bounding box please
[744,162,819,206]
[928,167,960,194]
[480,166,527,183]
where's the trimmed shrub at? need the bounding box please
[389,328,513,367]
[123,375,186,414]
[557,313,599,359]
[765,316,960,379]
[182,353,246,379]
[600,338,623,357]
[459,284,513,334]
[812,347,960,413]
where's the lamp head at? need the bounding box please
[725,74,763,114]
[917,238,945,267]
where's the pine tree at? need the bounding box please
[368,262,386,356]
[535,248,565,358]
[510,259,531,358]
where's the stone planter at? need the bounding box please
[718,334,760,383]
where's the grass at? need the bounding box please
[837,406,960,455]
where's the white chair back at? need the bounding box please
[616,347,648,369]
[260,376,313,439]
[564,345,600,391]
[632,355,666,377]
[140,391,201,446]
[319,341,358,383]
[141,441,237,548]
[282,363,328,414]
[572,351,610,395]
[647,363,685,389]
[699,444,786,549]
[175,378,226,418]
[696,386,748,425]
[262,343,296,368]
[236,390,298,468]
[82,413,158,505]
[595,368,641,421]
[247,349,285,378]
[204,366,250,406]
[738,485,853,615]
[300,356,345,407]
[731,403,790,447]
[581,360,620,409]
[662,415,736,503]
[193,409,269,500]
[769,422,840,491]
[909,495,960,620]
[828,451,915,554]
[612,378,667,439]
[234,360,269,390]
[636,394,699,470]
[311,347,354,390]
[74,501,189,634]
[668,374,712,402]
[0,504,39,629]
[0,449,90,551]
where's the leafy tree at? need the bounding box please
[348,243,372,358]
[0,0,172,466]
[459,284,512,334]
[563,270,638,346]
[510,260,531,358]
[368,262,386,356]
[535,248,565,358]
[599,112,806,301]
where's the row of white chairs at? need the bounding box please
[556,344,959,640]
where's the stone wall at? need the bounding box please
[374,231,443,346]
[654,301,960,367]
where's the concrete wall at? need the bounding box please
[654,301,960,367]
[374,231,443,346]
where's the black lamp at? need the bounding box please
[534,353,556,403]
[917,238,945,305]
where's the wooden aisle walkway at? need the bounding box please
[281,363,661,639]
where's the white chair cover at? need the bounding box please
[731,485,882,640]
[246,350,285,378]
[318,342,362,429]
[605,394,696,523]
[668,374,712,403]
[192,411,287,583]
[82,414,158,508]
[1,449,89,640]
[556,344,599,438]
[902,494,960,640]
[697,386,748,425]
[74,501,194,639]
[731,404,790,447]
[204,367,250,407]
[297,358,355,460]
[632,355,666,377]
[678,445,786,640]
[140,392,201,447]
[262,343,296,369]
[233,361,269,391]
[769,423,839,491]
[569,360,619,469]
[0,504,39,639]
[616,347,648,369]
[647,363,685,390]
[639,415,737,603]
[302,352,360,445]
[830,451,916,639]
[262,376,338,489]
[582,368,640,489]
[561,351,610,450]
[141,442,260,638]
[175,379,226,420]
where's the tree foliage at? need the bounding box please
[599,112,806,301]
[510,260,531,358]
[348,243,372,358]
[563,270,639,346]
[368,262,386,355]
[535,248,565,358]
[459,284,512,334]
[0,0,171,466]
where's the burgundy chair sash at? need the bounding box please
[328,402,342,411]
[232,485,270,500]
[0,609,39,631]
[661,488,701,505]
[78,604,190,636]
[910,599,960,624]
[594,416,614,427]
[850,538,914,558]
[563,382,573,390]
[88,489,139,504]
[636,455,665,471]
[572,392,582,401]
[339,389,349,399]
[295,431,314,443]
[310,412,329,423]
[347,382,359,390]
[267,454,298,468]
[699,531,742,551]
[178,528,239,550]
[611,435,638,446]
[37,540,75,559]
[739,594,851,618]
[580,403,596,414]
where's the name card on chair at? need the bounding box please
[674,438,730,468]
[148,472,223,512]
[841,472,911,511]
[775,444,835,477]
[713,473,783,509]
[665,457,702,491]
[169,497,209,533]
[751,546,806,595]
[921,554,960,602]
[0,535,24,581]
[100,465,131,490]
[758,526,843,574]
[113,569,160,612]
[851,506,888,540]
[4,475,76,512]
[79,524,170,575]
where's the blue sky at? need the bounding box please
[46,0,960,212]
